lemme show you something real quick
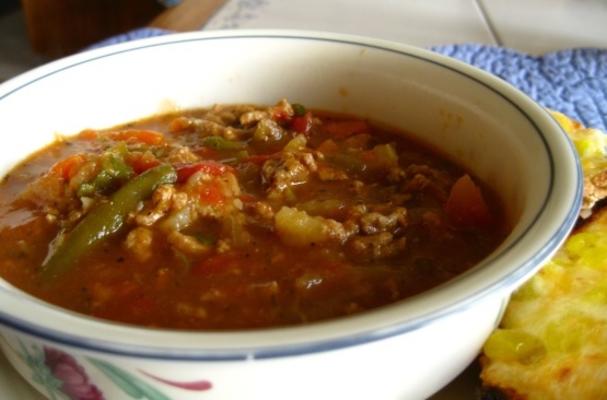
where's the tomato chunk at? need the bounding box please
[291,112,313,134]
[51,154,86,180]
[444,174,493,227]
[198,180,225,205]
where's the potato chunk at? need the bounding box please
[275,206,356,247]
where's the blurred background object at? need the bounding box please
[0,0,19,15]
[20,0,165,57]
[18,0,227,57]
[0,0,46,81]
[0,0,227,81]
[149,0,225,31]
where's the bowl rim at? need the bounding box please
[0,29,583,360]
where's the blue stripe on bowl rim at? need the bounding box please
[0,32,584,361]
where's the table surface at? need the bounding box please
[1,0,606,82]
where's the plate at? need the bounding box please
[0,349,478,399]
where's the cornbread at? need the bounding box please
[480,112,607,400]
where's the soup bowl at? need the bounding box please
[0,31,581,399]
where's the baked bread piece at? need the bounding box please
[480,113,607,400]
[552,111,607,218]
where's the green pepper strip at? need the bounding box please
[40,164,177,281]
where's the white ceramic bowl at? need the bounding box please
[0,31,581,400]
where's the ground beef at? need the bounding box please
[348,232,407,260]
[402,164,452,200]
[262,152,316,195]
[124,226,154,262]
[167,146,200,164]
[358,207,407,235]
[135,184,176,226]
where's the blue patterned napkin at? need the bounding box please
[432,44,607,131]
[91,29,607,131]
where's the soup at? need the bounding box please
[0,99,509,330]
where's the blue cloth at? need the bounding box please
[87,28,171,49]
[91,29,607,131]
[432,44,607,131]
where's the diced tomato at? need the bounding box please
[291,112,313,134]
[175,161,234,183]
[444,174,493,227]
[199,181,225,204]
[322,120,368,139]
[109,129,165,145]
[51,154,86,180]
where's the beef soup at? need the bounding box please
[0,99,509,330]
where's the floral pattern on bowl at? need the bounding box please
[2,336,212,400]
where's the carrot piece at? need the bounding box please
[444,174,493,227]
[51,154,86,180]
[322,120,368,139]
[109,129,165,145]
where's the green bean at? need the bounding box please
[40,164,177,281]
[77,154,134,197]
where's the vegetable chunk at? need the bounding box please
[41,164,177,281]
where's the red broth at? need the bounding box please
[0,100,509,330]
